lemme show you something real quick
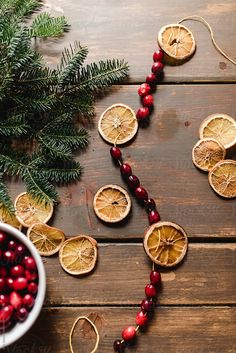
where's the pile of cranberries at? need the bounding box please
[0,231,38,331]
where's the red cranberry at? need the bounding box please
[11,265,24,277]
[120,163,132,177]
[25,270,38,282]
[8,240,18,251]
[153,49,164,62]
[0,278,6,291]
[149,210,160,224]
[27,282,38,295]
[23,257,36,271]
[136,311,148,326]
[152,61,164,75]
[128,175,140,189]
[16,307,28,322]
[0,267,7,278]
[13,277,28,291]
[122,326,136,342]
[141,298,153,312]
[9,291,22,309]
[136,107,150,121]
[3,250,15,264]
[22,294,34,309]
[150,270,161,286]
[138,83,151,97]
[0,294,9,307]
[0,232,7,245]
[15,244,26,257]
[110,146,122,160]
[135,186,148,201]
[146,73,156,85]
[145,198,156,212]
[0,305,14,324]
[6,277,14,290]
[142,94,154,108]
[145,283,157,298]
[113,339,125,353]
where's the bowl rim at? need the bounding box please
[0,222,46,349]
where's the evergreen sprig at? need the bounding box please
[0,0,129,212]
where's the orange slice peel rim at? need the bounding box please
[208,159,236,198]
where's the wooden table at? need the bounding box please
[4,1,236,352]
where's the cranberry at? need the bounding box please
[120,163,132,177]
[138,83,151,97]
[15,244,26,258]
[149,210,160,224]
[13,277,28,291]
[153,49,164,62]
[146,73,156,85]
[0,232,7,245]
[16,307,28,322]
[0,267,7,278]
[27,282,38,295]
[3,250,15,265]
[136,311,148,326]
[145,198,156,212]
[122,326,136,342]
[0,305,14,324]
[135,186,148,201]
[23,257,36,271]
[113,339,125,353]
[6,277,14,290]
[0,294,9,307]
[145,284,157,298]
[0,278,6,291]
[142,94,154,108]
[152,61,164,75]
[11,265,24,277]
[8,240,18,251]
[9,291,22,309]
[141,298,154,312]
[150,270,161,286]
[25,270,38,282]
[110,147,122,160]
[22,294,34,309]
[128,175,140,190]
[136,107,150,121]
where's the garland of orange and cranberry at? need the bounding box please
[111,49,164,353]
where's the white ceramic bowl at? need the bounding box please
[0,222,46,349]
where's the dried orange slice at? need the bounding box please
[27,223,65,256]
[158,24,196,60]
[0,206,22,230]
[192,138,226,171]
[93,184,131,223]
[209,160,236,198]
[98,104,138,145]
[144,221,188,267]
[59,235,97,275]
[199,114,236,149]
[14,192,53,228]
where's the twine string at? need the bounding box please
[177,15,236,65]
[69,316,100,353]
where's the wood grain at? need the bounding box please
[3,307,236,353]
[43,243,236,306]
[34,0,236,82]
[10,84,236,238]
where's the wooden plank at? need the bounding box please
[3,307,236,353]
[43,243,236,305]
[9,84,236,238]
[35,0,236,82]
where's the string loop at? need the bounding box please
[178,15,236,65]
[69,316,99,353]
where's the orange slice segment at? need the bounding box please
[0,206,22,230]
[192,138,226,171]
[93,184,131,223]
[158,24,196,60]
[27,223,65,256]
[59,235,97,275]
[14,192,53,228]
[144,221,188,267]
[199,114,236,149]
[209,159,236,198]
[98,104,138,145]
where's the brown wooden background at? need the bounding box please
[4,1,236,352]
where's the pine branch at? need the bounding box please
[0,174,15,214]
[0,114,29,137]
[29,13,68,38]
[0,0,42,19]
[38,159,82,184]
[38,135,72,160]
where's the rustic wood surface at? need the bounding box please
[6,1,236,352]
